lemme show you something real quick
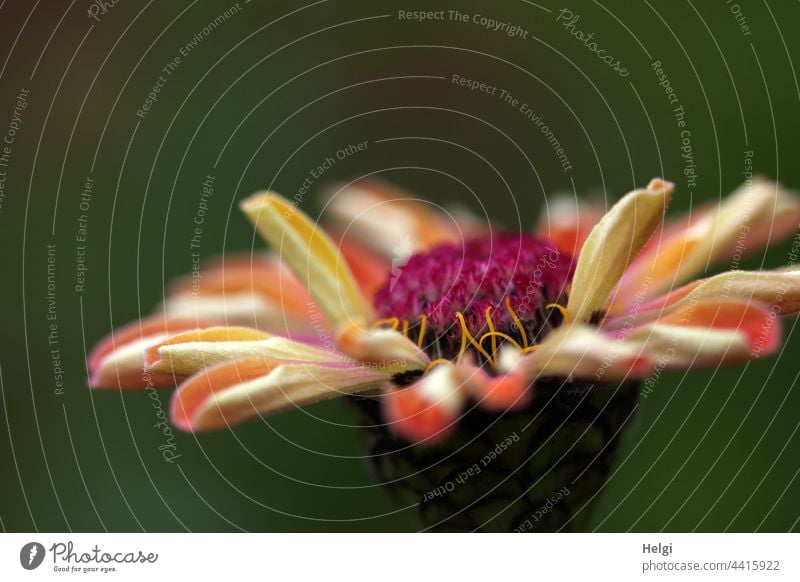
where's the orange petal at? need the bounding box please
[656,299,781,355]
[172,359,387,431]
[168,254,314,322]
[624,324,753,369]
[618,178,800,301]
[335,235,389,297]
[88,316,215,389]
[473,372,531,412]
[536,193,604,257]
[610,269,800,330]
[171,358,279,431]
[384,363,465,444]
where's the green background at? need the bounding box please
[1,0,799,531]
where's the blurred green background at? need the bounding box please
[1,0,799,531]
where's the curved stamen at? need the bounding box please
[424,358,451,373]
[417,315,428,348]
[546,303,571,325]
[479,331,523,353]
[484,306,498,360]
[374,296,559,371]
[505,296,528,349]
[455,312,495,365]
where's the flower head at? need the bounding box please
[89,178,800,445]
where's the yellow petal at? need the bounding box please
[566,179,673,322]
[240,192,374,326]
[149,336,343,376]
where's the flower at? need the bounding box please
[88,177,800,531]
[89,177,800,442]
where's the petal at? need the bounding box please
[536,193,604,257]
[167,253,314,321]
[172,358,387,431]
[566,179,673,322]
[335,322,430,373]
[147,329,343,376]
[240,192,374,326]
[611,269,800,329]
[460,346,533,411]
[88,316,214,389]
[465,368,532,411]
[528,324,654,382]
[654,298,781,355]
[334,235,390,297]
[324,179,460,257]
[162,293,297,330]
[624,324,752,369]
[384,363,466,444]
[618,178,800,300]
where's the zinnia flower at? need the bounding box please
[89,177,800,531]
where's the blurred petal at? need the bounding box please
[566,179,673,322]
[240,192,374,326]
[162,293,298,330]
[167,253,314,321]
[464,367,532,412]
[611,269,800,329]
[384,362,465,444]
[88,316,214,389]
[334,235,390,297]
[172,358,387,431]
[654,299,781,355]
[619,178,800,300]
[324,179,460,257]
[624,324,752,369]
[528,324,654,382]
[536,193,604,257]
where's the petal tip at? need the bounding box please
[385,387,453,444]
[647,178,674,194]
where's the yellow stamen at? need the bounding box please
[455,312,495,365]
[417,315,428,348]
[504,296,528,348]
[479,331,523,353]
[484,306,498,360]
[372,317,399,331]
[424,358,451,373]
[382,296,557,372]
[546,303,570,325]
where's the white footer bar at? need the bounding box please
[1,533,797,581]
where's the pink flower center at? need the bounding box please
[373,233,575,363]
